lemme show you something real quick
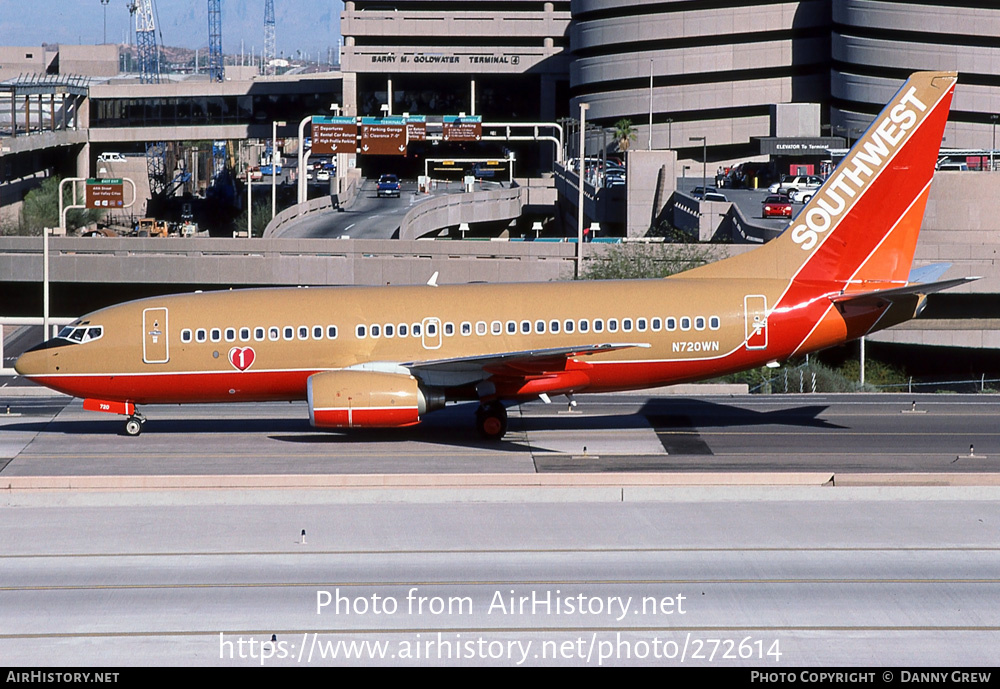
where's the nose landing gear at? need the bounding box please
[124,413,146,437]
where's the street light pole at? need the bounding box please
[689,135,706,198]
[101,0,110,44]
[648,59,653,150]
[271,119,286,220]
[991,114,998,172]
[577,102,589,280]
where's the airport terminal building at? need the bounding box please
[341,0,1000,166]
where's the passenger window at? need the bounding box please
[593,319,604,333]
[666,318,677,331]
[680,317,691,331]
[521,320,531,334]
[313,326,323,340]
[608,319,619,333]
[412,323,422,336]
[637,318,646,332]
[240,327,251,341]
[255,327,265,341]
[491,321,502,335]
[427,322,437,336]
[356,325,366,339]
[709,316,721,330]
[269,327,280,341]
[651,318,662,331]
[476,321,487,336]
[224,328,235,342]
[284,326,294,340]
[370,324,381,338]
[506,321,517,334]
[384,324,394,338]
[564,319,574,333]
[550,320,560,334]
[535,320,545,334]
[444,322,454,336]
[579,319,589,333]
[181,329,192,343]
[695,317,706,331]
[623,318,633,332]
[461,322,471,336]
[399,323,409,337]
[327,325,338,339]
[196,329,207,343]
[298,326,309,340]
[210,328,221,342]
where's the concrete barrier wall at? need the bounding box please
[0,236,581,287]
[398,186,524,240]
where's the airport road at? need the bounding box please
[276,179,440,239]
[3,392,1000,476]
[2,494,1000,666]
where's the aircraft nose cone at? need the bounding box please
[13,349,45,377]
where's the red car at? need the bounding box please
[762,194,792,219]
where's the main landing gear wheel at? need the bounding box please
[124,415,145,437]
[475,403,508,441]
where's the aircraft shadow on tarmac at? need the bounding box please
[636,398,846,431]
[3,398,844,455]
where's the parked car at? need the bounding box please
[377,174,401,198]
[97,152,126,163]
[690,186,719,199]
[316,169,331,182]
[762,195,792,219]
[604,171,626,187]
[768,175,824,195]
[789,188,815,204]
[703,191,729,202]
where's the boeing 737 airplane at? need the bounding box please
[15,71,974,439]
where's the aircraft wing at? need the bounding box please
[402,342,652,393]
[830,276,979,307]
[404,342,650,374]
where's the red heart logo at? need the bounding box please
[228,346,255,371]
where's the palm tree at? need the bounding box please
[614,118,637,152]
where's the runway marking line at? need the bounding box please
[4,624,1000,641]
[3,545,1000,559]
[6,574,1000,594]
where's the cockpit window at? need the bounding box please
[58,325,103,344]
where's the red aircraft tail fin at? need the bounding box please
[685,71,957,289]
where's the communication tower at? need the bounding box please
[208,0,224,82]
[264,0,276,76]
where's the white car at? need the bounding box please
[768,175,824,196]
[97,152,126,163]
[789,188,816,204]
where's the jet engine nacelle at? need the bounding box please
[307,370,444,429]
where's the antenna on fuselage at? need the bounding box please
[427,271,439,287]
